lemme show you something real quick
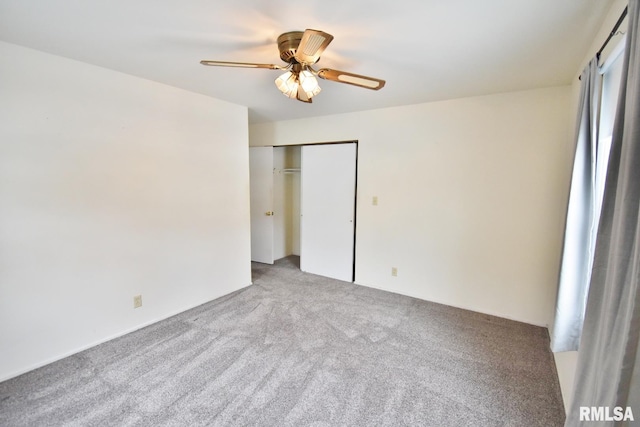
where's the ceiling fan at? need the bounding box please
[200,29,386,103]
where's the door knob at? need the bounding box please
[265,211,274,216]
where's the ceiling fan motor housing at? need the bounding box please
[277,31,304,63]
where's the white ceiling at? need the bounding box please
[0,0,613,123]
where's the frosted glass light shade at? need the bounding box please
[299,70,321,97]
[275,71,299,98]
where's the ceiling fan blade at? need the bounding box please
[200,60,284,70]
[316,68,386,90]
[294,29,334,65]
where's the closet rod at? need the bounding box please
[282,168,301,174]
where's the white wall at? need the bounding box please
[273,147,287,259]
[273,146,301,260]
[251,86,571,327]
[287,147,302,256]
[0,42,252,381]
[552,0,629,412]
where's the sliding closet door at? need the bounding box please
[249,147,274,264]
[300,143,356,281]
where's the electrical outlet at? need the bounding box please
[391,267,398,277]
[133,295,142,309]
[372,196,378,206]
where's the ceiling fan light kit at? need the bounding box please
[274,64,321,103]
[299,70,321,96]
[201,29,385,103]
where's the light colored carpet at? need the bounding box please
[0,256,565,426]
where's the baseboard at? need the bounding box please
[353,281,549,328]
[0,283,253,383]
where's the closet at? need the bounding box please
[273,145,301,260]
[249,142,357,282]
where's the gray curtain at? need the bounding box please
[567,0,640,424]
[551,58,601,353]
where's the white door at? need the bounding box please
[249,147,274,264]
[300,143,357,281]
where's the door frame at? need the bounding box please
[249,140,358,281]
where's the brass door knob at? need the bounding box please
[265,211,274,216]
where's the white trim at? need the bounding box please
[0,284,253,382]
[354,281,549,328]
[599,37,626,75]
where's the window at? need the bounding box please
[595,40,625,225]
